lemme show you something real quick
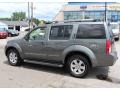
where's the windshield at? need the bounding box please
[111,24,119,29]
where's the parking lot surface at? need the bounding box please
[0,32,120,88]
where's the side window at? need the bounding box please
[29,27,46,41]
[49,25,73,40]
[76,24,106,39]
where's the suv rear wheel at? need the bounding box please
[7,49,23,66]
[67,54,90,78]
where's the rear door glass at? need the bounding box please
[49,25,73,40]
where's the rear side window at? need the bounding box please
[49,25,73,40]
[76,24,106,39]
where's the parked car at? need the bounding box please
[110,22,120,40]
[6,29,19,37]
[0,29,8,39]
[5,21,118,78]
[25,28,32,31]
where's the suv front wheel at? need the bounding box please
[7,49,23,66]
[67,54,90,78]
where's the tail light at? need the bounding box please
[106,40,112,54]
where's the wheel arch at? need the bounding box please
[64,51,92,67]
[5,45,23,59]
[62,45,97,67]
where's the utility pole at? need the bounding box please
[105,2,107,22]
[28,2,30,29]
[31,2,33,28]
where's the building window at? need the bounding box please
[64,10,120,22]
[64,11,82,20]
[117,12,120,21]
[8,26,14,29]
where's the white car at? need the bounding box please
[110,23,120,40]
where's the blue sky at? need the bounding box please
[0,2,66,21]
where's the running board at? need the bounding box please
[24,60,63,67]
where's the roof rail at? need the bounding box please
[52,19,102,23]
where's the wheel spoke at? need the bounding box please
[78,60,83,66]
[73,60,78,65]
[78,69,82,73]
[71,63,76,68]
[74,68,78,73]
[80,65,85,70]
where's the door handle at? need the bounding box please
[28,44,32,47]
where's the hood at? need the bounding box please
[7,37,22,43]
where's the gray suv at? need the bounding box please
[5,21,118,78]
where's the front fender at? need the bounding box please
[62,45,97,67]
[5,42,24,59]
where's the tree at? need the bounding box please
[11,12,26,21]
[39,20,46,26]
[39,20,51,26]
[32,18,40,26]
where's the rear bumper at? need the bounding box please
[109,51,118,65]
[0,35,7,39]
[94,51,118,67]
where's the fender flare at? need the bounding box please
[5,43,24,59]
[62,45,97,67]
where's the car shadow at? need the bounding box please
[3,60,110,80]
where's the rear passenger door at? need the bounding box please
[46,25,73,62]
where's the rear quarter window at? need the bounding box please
[76,24,106,39]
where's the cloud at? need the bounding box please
[0,2,66,20]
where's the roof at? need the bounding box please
[48,21,105,26]
[0,22,8,29]
[68,2,116,5]
[0,21,29,27]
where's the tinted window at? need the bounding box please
[76,24,106,39]
[49,25,73,40]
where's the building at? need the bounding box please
[53,2,120,22]
[0,22,8,30]
[0,21,36,31]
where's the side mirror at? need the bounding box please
[24,34,29,41]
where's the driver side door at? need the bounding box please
[22,27,47,60]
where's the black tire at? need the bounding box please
[66,54,90,78]
[7,49,23,66]
[116,37,119,41]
